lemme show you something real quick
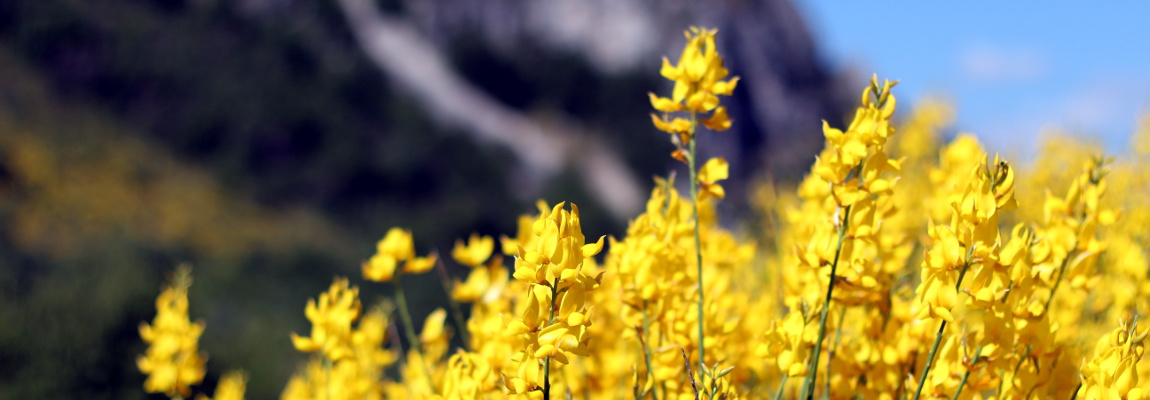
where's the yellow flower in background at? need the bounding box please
[196,370,246,400]
[290,277,362,362]
[452,233,494,268]
[441,351,496,398]
[362,227,437,282]
[757,309,816,377]
[351,308,398,373]
[138,266,207,398]
[452,254,508,303]
[420,308,451,362]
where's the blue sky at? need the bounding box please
[796,2,1150,159]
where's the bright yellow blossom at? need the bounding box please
[421,308,450,362]
[362,227,437,282]
[651,26,740,141]
[697,157,729,201]
[1081,320,1149,400]
[138,266,207,398]
[452,233,494,268]
[196,371,246,400]
[290,277,362,361]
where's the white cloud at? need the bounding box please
[971,74,1150,159]
[959,44,1048,83]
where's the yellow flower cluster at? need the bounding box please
[283,283,398,400]
[138,267,207,398]
[137,26,1150,400]
[138,267,247,400]
[504,202,605,395]
[650,26,739,164]
[363,227,438,283]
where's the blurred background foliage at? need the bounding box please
[0,0,851,398]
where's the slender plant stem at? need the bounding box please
[324,356,333,400]
[394,273,439,394]
[681,348,701,400]
[825,308,848,399]
[686,111,707,379]
[1043,251,1074,313]
[774,374,790,400]
[1069,382,1082,400]
[951,346,982,400]
[912,248,975,400]
[434,257,472,347]
[543,279,559,400]
[912,322,948,400]
[803,204,852,400]
[641,302,659,400]
[393,273,421,351]
[998,355,1027,396]
[1046,201,1092,313]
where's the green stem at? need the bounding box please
[825,308,848,399]
[687,111,706,381]
[774,375,789,400]
[997,354,1027,396]
[951,346,982,400]
[394,273,439,395]
[1046,201,1092,313]
[434,257,472,348]
[1043,251,1075,313]
[543,279,559,400]
[681,348,701,400]
[641,302,659,400]
[324,356,333,400]
[393,273,421,352]
[913,321,948,400]
[912,248,975,400]
[803,204,853,400]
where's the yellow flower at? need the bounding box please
[649,92,684,113]
[660,27,738,113]
[1081,320,1148,400]
[441,351,497,398]
[915,222,963,322]
[702,106,732,132]
[512,202,605,286]
[651,114,693,135]
[504,202,604,395]
[196,370,246,400]
[503,352,543,395]
[362,227,437,282]
[757,309,817,377]
[291,277,362,361]
[452,233,494,268]
[452,255,508,303]
[697,157,729,201]
[137,267,207,398]
[420,308,450,361]
[650,26,739,143]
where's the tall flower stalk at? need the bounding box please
[792,77,901,399]
[362,227,438,351]
[650,26,739,375]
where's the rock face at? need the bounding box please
[2,0,852,222]
[347,0,855,213]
